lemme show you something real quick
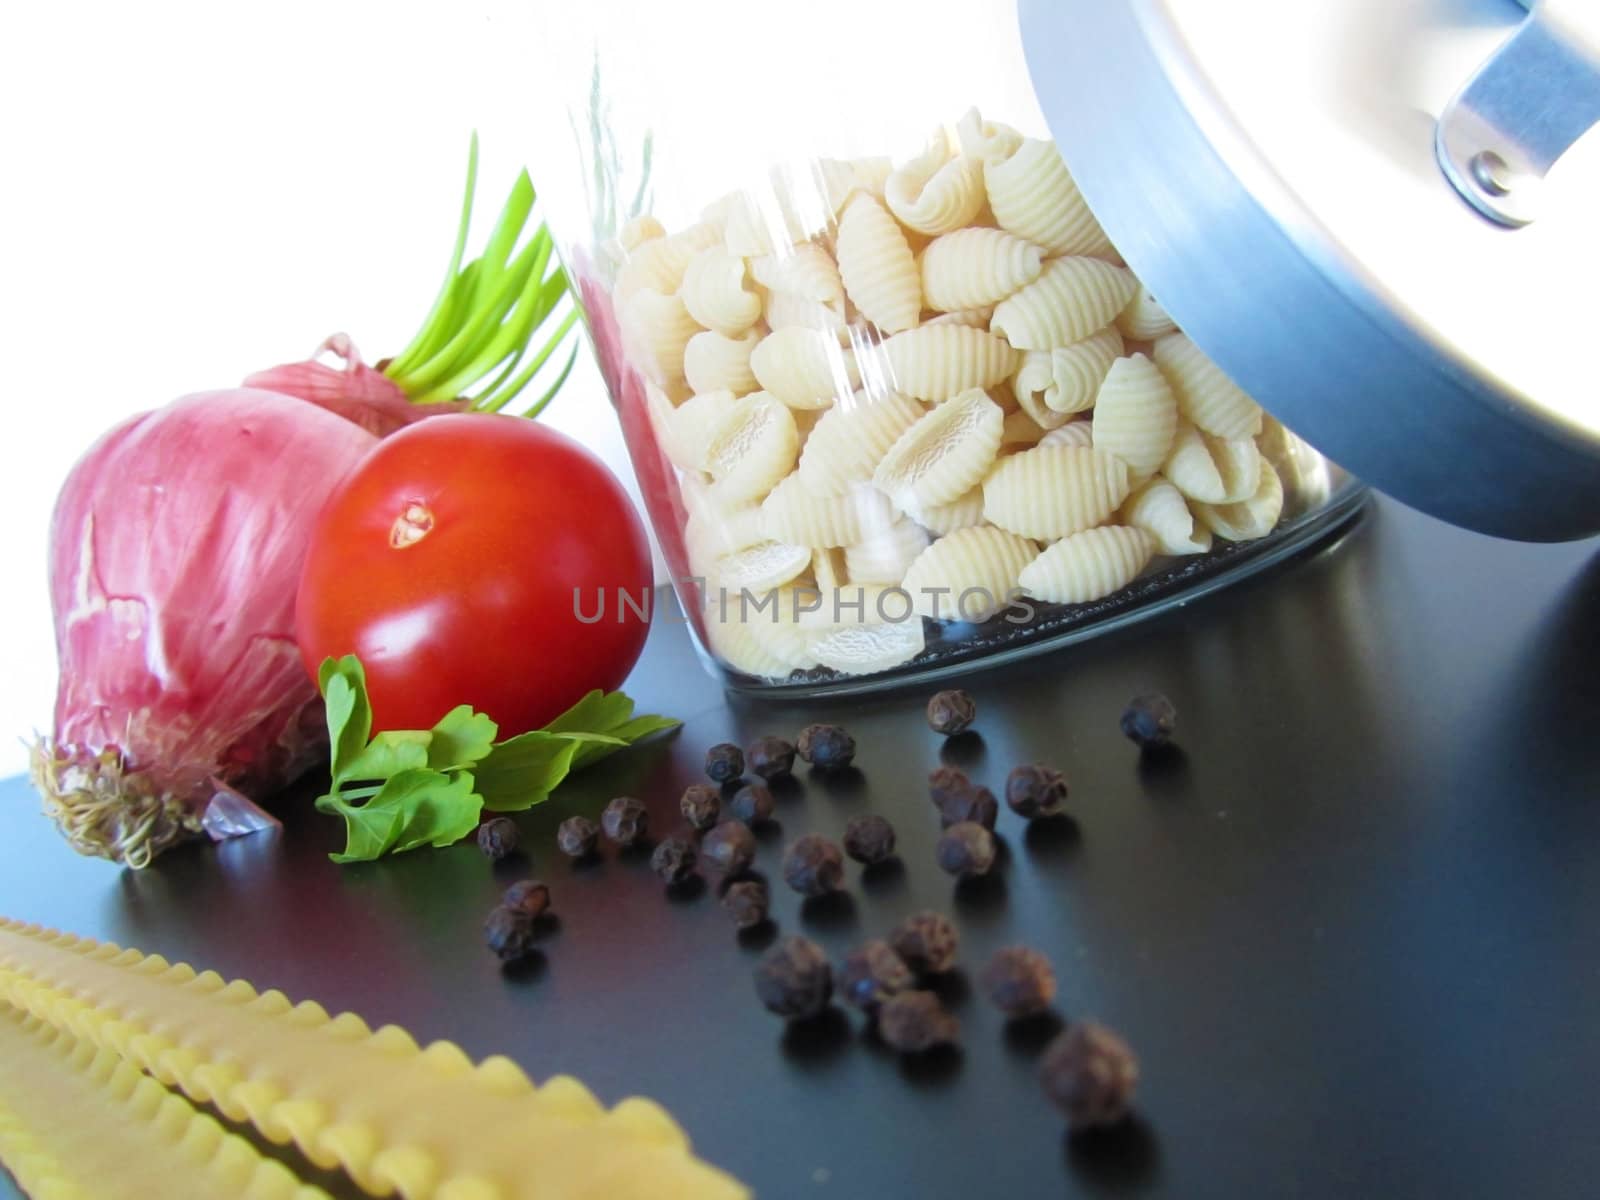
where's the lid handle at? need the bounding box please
[1435,0,1600,227]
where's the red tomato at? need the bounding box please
[296,413,653,736]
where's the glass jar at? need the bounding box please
[527,0,1366,691]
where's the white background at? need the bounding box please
[0,1,647,777]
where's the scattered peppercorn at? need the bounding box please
[601,796,649,847]
[1120,693,1177,749]
[796,723,856,770]
[782,834,845,897]
[483,905,537,962]
[650,836,698,884]
[701,821,757,876]
[937,822,997,878]
[705,742,745,784]
[842,814,897,865]
[501,879,551,920]
[722,877,771,930]
[556,815,599,859]
[926,689,978,736]
[1040,1022,1140,1130]
[928,766,998,829]
[754,935,833,1018]
[980,946,1057,1018]
[839,939,915,1013]
[727,782,776,826]
[1005,763,1068,820]
[476,817,520,860]
[889,911,959,976]
[747,735,798,780]
[680,784,721,831]
[877,991,960,1053]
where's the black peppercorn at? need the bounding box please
[754,935,833,1018]
[928,766,998,830]
[680,784,721,832]
[727,782,776,826]
[980,946,1056,1018]
[839,939,915,1013]
[722,877,771,930]
[889,911,959,976]
[701,821,757,876]
[842,814,897,865]
[650,836,698,885]
[705,742,745,784]
[483,905,537,962]
[1120,693,1177,749]
[796,723,856,770]
[937,821,997,878]
[601,796,649,847]
[556,815,599,859]
[501,879,550,920]
[1005,763,1067,820]
[877,990,960,1053]
[782,834,845,897]
[476,817,520,860]
[926,689,977,735]
[747,735,797,780]
[1040,1022,1140,1130]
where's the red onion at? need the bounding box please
[31,389,377,867]
[244,334,464,437]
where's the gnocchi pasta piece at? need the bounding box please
[615,222,722,302]
[900,525,1039,620]
[751,327,859,410]
[796,582,904,630]
[619,288,703,390]
[982,136,1114,258]
[1039,420,1095,448]
[919,227,1045,312]
[806,618,927,675]
[618,214,667,250]
[761,473,895,548]
[835,192,922,334]
[750,243,845,304]
[923,306,996,330]
[744,587,825,670]
[1153,332,1264,439]
[810,544,847,592]
[664,388,739,472]
[1018,526,1157,604]
[704,392,800,505]
[906,484,986,535]
[709,538,814,592]
[798,391,924,497]
[881,324,1021,402]
[764,288,852,340]
[982,445,1133,541]
[849,156,894,199]
[844,518,932,584]
[1116,285,1176,340]
[1194,459,1284,542]
[991,257,1139,350]
[1002,408,1054,448]
[679,246,762,336]
[705,605,803,679]
[1162,421,1261,505]
[1120,477,1213,555]
[873,387,1005,510]
[1091,354,1179,480]
[954,108,1024,165]
[685,504,767,571]
[885,134,986,236]
[684,328,762,397]
[1012,328,1125,417]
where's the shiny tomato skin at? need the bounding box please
[296,413,653,736]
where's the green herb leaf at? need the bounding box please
[474,731,584,813]
[318,656,372,786]
[326,768,484,864]
[545,689,637,736]
[427,705,498,771]
[572,712,682,771]
[340,730,431,783]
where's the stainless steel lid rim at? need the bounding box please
[1020,0,1600,542]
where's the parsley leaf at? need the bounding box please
[313,659,679,862]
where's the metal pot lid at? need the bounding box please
[1020,0,1600,541]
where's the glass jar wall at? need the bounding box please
[528,0,1364,691]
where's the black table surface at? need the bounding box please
[3,496,1598,1200]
